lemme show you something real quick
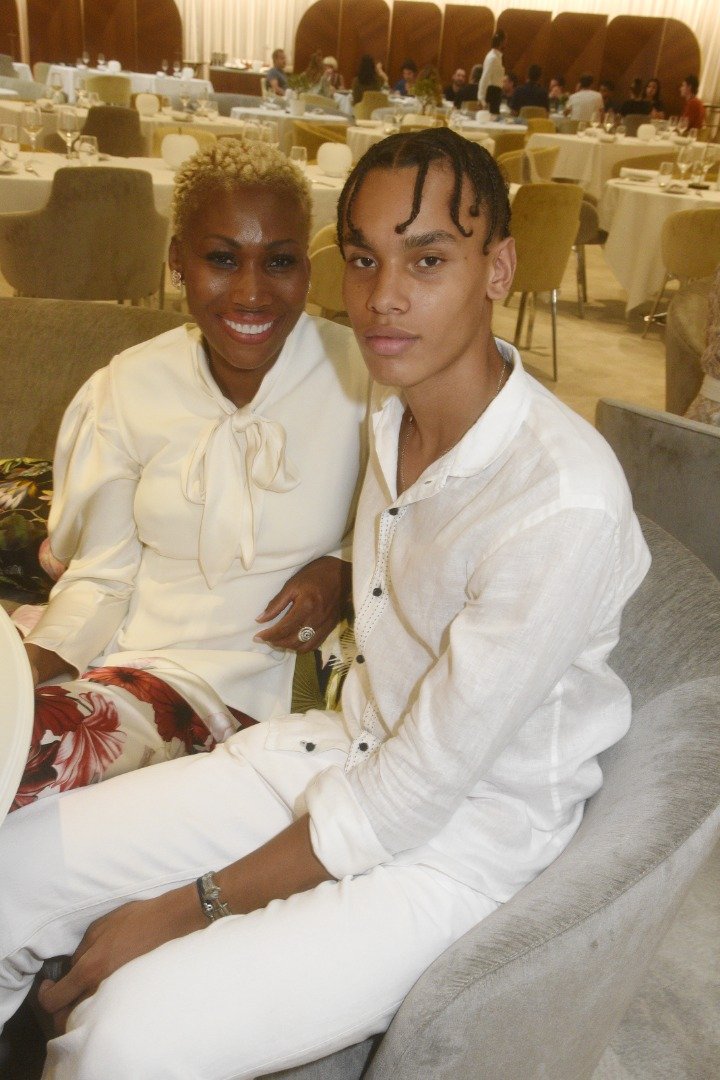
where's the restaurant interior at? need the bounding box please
[0,1,718,1078]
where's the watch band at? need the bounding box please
[196,871,232,921]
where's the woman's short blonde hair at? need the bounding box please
[172,139,313,240]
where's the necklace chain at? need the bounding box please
[399,359,510,493]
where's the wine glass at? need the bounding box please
[261,120,279,147]
[82,50,90,67]
[0,124,19,165]
[22,105,42,164]
[603,110,616,134]
[172,58,181,77]
[590,109,601,132]
[178,82,191,112]
[676,144,692,183]
[77,134,99,165]
[97,53,105,69]
[161,58,169,75]
[57,107,79,158]
[676,116,689,136]
[289,145,307,172]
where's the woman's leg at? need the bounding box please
[11,667,251,811]
[44,864,493,1080]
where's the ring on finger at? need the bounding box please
[297,626,316,644]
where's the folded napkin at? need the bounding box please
[619,167,658,181]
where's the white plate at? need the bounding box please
[0,607,34,823]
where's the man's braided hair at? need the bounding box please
[337,128,511,254]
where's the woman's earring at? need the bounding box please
[171,269,183,290]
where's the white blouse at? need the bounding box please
[270,345,650,901]
[26,316,369,724]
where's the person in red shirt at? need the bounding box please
[680,74,705,131]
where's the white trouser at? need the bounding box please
[0,723,496,1080]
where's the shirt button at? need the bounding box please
[358,742,369,752]
[372,587,382,596]
[305,742,316,752]
[356,654,365,663]
[388,507,399,516]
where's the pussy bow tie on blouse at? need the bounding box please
[183,407,298,587]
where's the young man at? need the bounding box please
[265,47,287,95]
[443,66,467,105]
[680,74,705,131]
[0,131,649,1079]
[565,73,604,122]
[392,58,417,96]
[478,29,506,109]
[510,63,549,114]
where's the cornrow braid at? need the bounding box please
[337,128,510,255]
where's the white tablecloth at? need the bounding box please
[45,65,212,104]
[0,152,343,233]
[525,132,683,201]
[230,106,348,153]
[346,122,495,163]
[598,177,720,312]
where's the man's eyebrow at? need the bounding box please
[402,230,458,249]
[341,226,369,248]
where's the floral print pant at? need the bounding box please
[12,666,257,812]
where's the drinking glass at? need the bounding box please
[76,134,99,165]
[590,109,601,131]
[22,105,42,162]
[676,116,689,136]
[657,161,674,189]
[161,58,169,74]
[50,73,65,104]
[97,53,105,68]
[172,58,181,77]
[289,145,307,172]
[243,120,261,142]
[179,82,191,111]
[667,116,678,133]
[82,50,90,67]
[261,120,279,147]
[57,107,79,158]
[603,110,615,134]
[0,124,19,163]
[676,144,692,183]
[204,100,219,121]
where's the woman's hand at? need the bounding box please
[254,556,351,653]
[37,885,203,1035]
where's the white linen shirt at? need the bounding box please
[477,48,505,105]
[26,316,368,722]
[567,88,604,122]
[274,344,650,901]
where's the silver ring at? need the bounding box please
[297,626,316,643]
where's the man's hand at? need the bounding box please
[37,885,202,1035]
[254,556,351,653]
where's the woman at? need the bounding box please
[351,53,386,105]
[322,55,344,92]
[12,138,368,809]
[644,77,665,119]
[0,131,649,1077]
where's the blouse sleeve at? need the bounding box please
[25,367,142,676]
[305,506,649,879]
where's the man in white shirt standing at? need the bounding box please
[565,73,604,122]
[477,29,506,112]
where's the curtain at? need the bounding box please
[177,1,717,104]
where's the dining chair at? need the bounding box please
[81,105,145,157]
[84,73,132,108]
[152,125,216,156]
[307,243,346,321]
[32,60,50,85]
[301,92,341,114]
[0,53,16,77]
[353,91,390,121]
[291,121,346,163]
[133,92,161,117]
[621,113,651,138]
[642,207,720,337]
[509,182,584,380]
[309,223,338,256]
[555,118,579,134]
[496,149,531,183]
[610,151,678,178]
[527,145,559,179]
[574,195,607,318]
[491,130,527,159]
[518,105,549,121]
[525,117,555,135]
[0,167,169,305]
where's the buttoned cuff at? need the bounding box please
[305,764,392,879]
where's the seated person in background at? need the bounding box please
[500,71,518,109]
[599,79,620,116]
[685,265,720,427]
[565,73,604,122]
[548,75,567,112]
[322,56,344,92]
[510,63,549,114]
[455,62,482,107]
[265,47,288,95]
[0,129,650,1079]
[351,53,387,105]
[10,138,368,811]
[619,77,651,117]
[644,78,665,119]
[444,67,467,105]
[680,74,705,131]
[393,59,418,96]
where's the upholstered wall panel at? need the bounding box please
[387,1,443,82]
[136,0,183,73]
[294,0,342,75]
[496,9,552,84]
[0,0,20,60]
[544,13,607,96]
[439,4,495,83]
[336,0,390,93]
[26,0,82,65]
[653,19,701,121]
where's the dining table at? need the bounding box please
[0,152,345,235]
[45,64,212,104]
[525,131,689,201]
[346,120,496,162]
[230,105,349,154]
[598,176,720,312]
